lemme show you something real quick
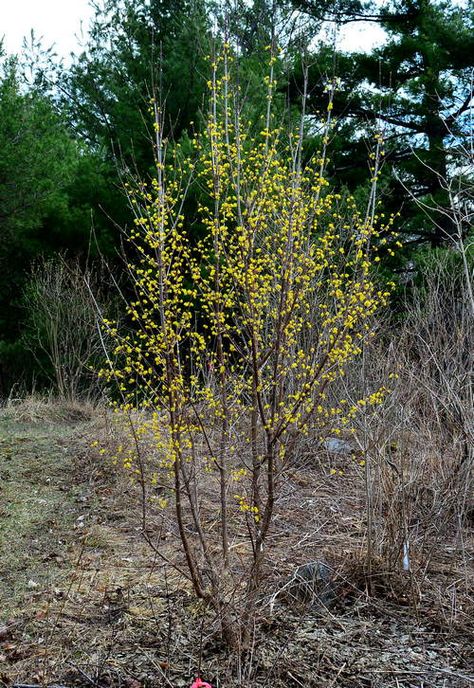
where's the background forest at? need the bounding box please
[0,0,473,395]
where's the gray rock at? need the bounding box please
[273,561,336,611]
[323,437,352,454]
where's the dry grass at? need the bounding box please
[0,396,472,688]
[1,394,98,424]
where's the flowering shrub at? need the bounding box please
[100,47,393,646]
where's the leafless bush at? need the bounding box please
[399,255,474,527]
[341,254,473,596]
[22,255,109,401]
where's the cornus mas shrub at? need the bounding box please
[100,50,394,647]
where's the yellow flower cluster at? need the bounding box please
[234,494,260,522]
[98,44,395,522]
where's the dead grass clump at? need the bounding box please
[336,551,415,605]
[0,394,97,424]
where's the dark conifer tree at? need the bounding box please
[291,0,474,247]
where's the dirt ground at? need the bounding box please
[0,406,473,688]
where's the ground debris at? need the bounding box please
[1,412,473,688]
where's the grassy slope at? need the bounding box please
[0,418,82,619]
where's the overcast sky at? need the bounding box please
[1,0,95,60]
[1,0,386,61]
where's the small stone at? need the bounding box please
[323,437,352,454]
[278,561,336,609]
